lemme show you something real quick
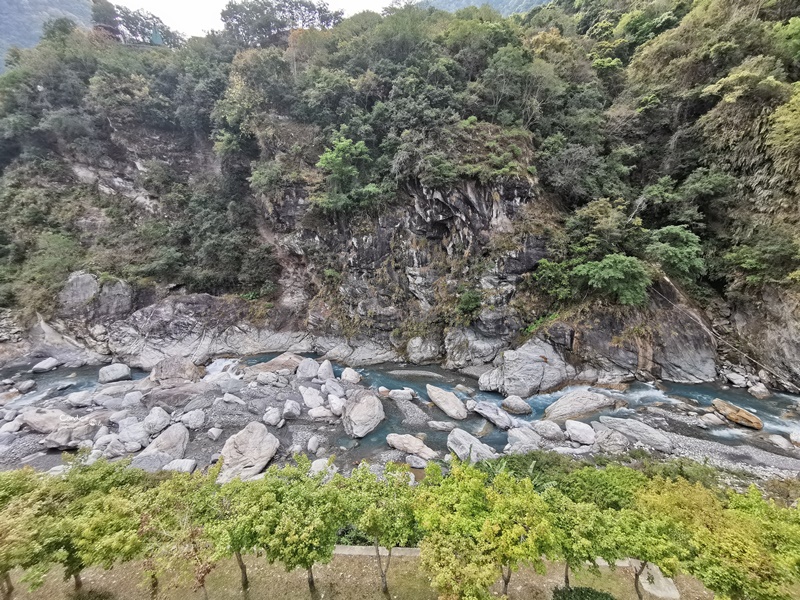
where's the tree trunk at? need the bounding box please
[374,538,390,594]
[501,565,511,597]
[149,572,159,600]
[564,563,570,590]
[307,566,316,592]
[235,550,249,591]
[2,571,13,598]
[634,561,648,600]
[73,572,83,591]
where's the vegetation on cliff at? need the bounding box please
[0,0,798,323]
[0,453,799,600]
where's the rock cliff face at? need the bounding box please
[1,146,797,394]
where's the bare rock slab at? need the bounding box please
[426,384,467,420]
[217,422,280,483]
[544,390,616,421]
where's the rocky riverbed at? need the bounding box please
[1,352,800,481]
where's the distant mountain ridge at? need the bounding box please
[0,0,91,72]
[419,0,549,16]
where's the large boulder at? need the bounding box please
[317,360,335,380]
[425,384,467,420]
[21,408,69,434]
[32,357,59,373]
[565,420,595,445]
[343,390,385,438]
[501,395,532,415]
[528,420,565,442]
[143,407,171,435]
[473,401,513,430]
[139,423,189,459]
[507,427,542,451]
[99,363,131,384]
[340,367,362,383]
[447,428,499,462]
[217,422,280,483]
[247,352,305,374]
[711,399,763,430]
[296,358,320,379]
[386,433,438,460]
[149,356,203,385]
[599,416,674,453]
[299,386,325,408]
[544,390,616,421]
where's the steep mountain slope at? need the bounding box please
[420,0,548,17]
[0,0,91,72]
[1,0,799,394]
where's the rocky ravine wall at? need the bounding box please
[2,149,797,393]
[2,268,721,396]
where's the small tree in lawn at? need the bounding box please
[639,479,800,600]
[415,461,499,600]
[0,469,42,596]
[205,477,266,592]
[618,480,693,600]
[544,488,624,590]
[139,469,219,599]
[254,456,348,592]
[481,471,557,597]
[345,462,418,593]
[32,456,149,591]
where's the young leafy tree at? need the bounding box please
[481,472,556,597]
[253,456,348,592]
[416,462,497,600]
[544,488,623,590]
[28,456,150,591]
[572,253,652,306]
[204,476,266,592]
[0,469,42,596]
[345,463,418,593]
[139,469,220,599]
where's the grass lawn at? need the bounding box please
[9,555,716,600]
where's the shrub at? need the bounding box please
[456,289,482,315]
[552,586,618,600]
[572,254,651,306]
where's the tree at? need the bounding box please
[416,462,498,600]
[314,131,375,211]
[572,254,652,306]
[645,226,705,283]
[222,0,342,48]
[345,463,418,593]
[481,472,556,597]
[544,489,623,590]
[139,470,219,598]
[253,457,348,592]
[0,469,42,597]
[205,478,265,592]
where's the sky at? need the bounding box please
[114,0,397,38]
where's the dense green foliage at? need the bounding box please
[0,0,799,317]
[0,454,798,600]
[422,0,549,18]
[0,0,90,74]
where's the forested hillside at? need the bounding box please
[421,0,548,17]
[0,0,91,73]
[1,0,800,385]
